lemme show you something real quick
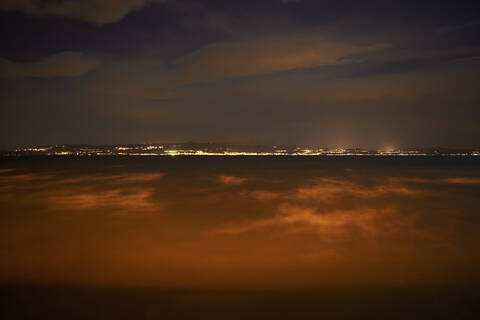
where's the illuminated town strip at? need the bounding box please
[3,144,479,157]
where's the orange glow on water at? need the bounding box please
[0,160,479,288]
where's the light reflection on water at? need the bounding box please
[0,157,479,318]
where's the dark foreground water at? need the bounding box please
[1,285,478,319]
[1,156,479,319]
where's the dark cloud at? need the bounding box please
[0,51,98,78]
[0,0,166,24]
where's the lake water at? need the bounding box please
[1,156,479,319]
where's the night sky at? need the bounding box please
[1,0,479,148]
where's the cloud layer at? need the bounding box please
[0,0,160,24]
[1,0,479,148]
[175,35,390,82]
[0,51,97,78]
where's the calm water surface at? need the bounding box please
[1,156,479,319]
